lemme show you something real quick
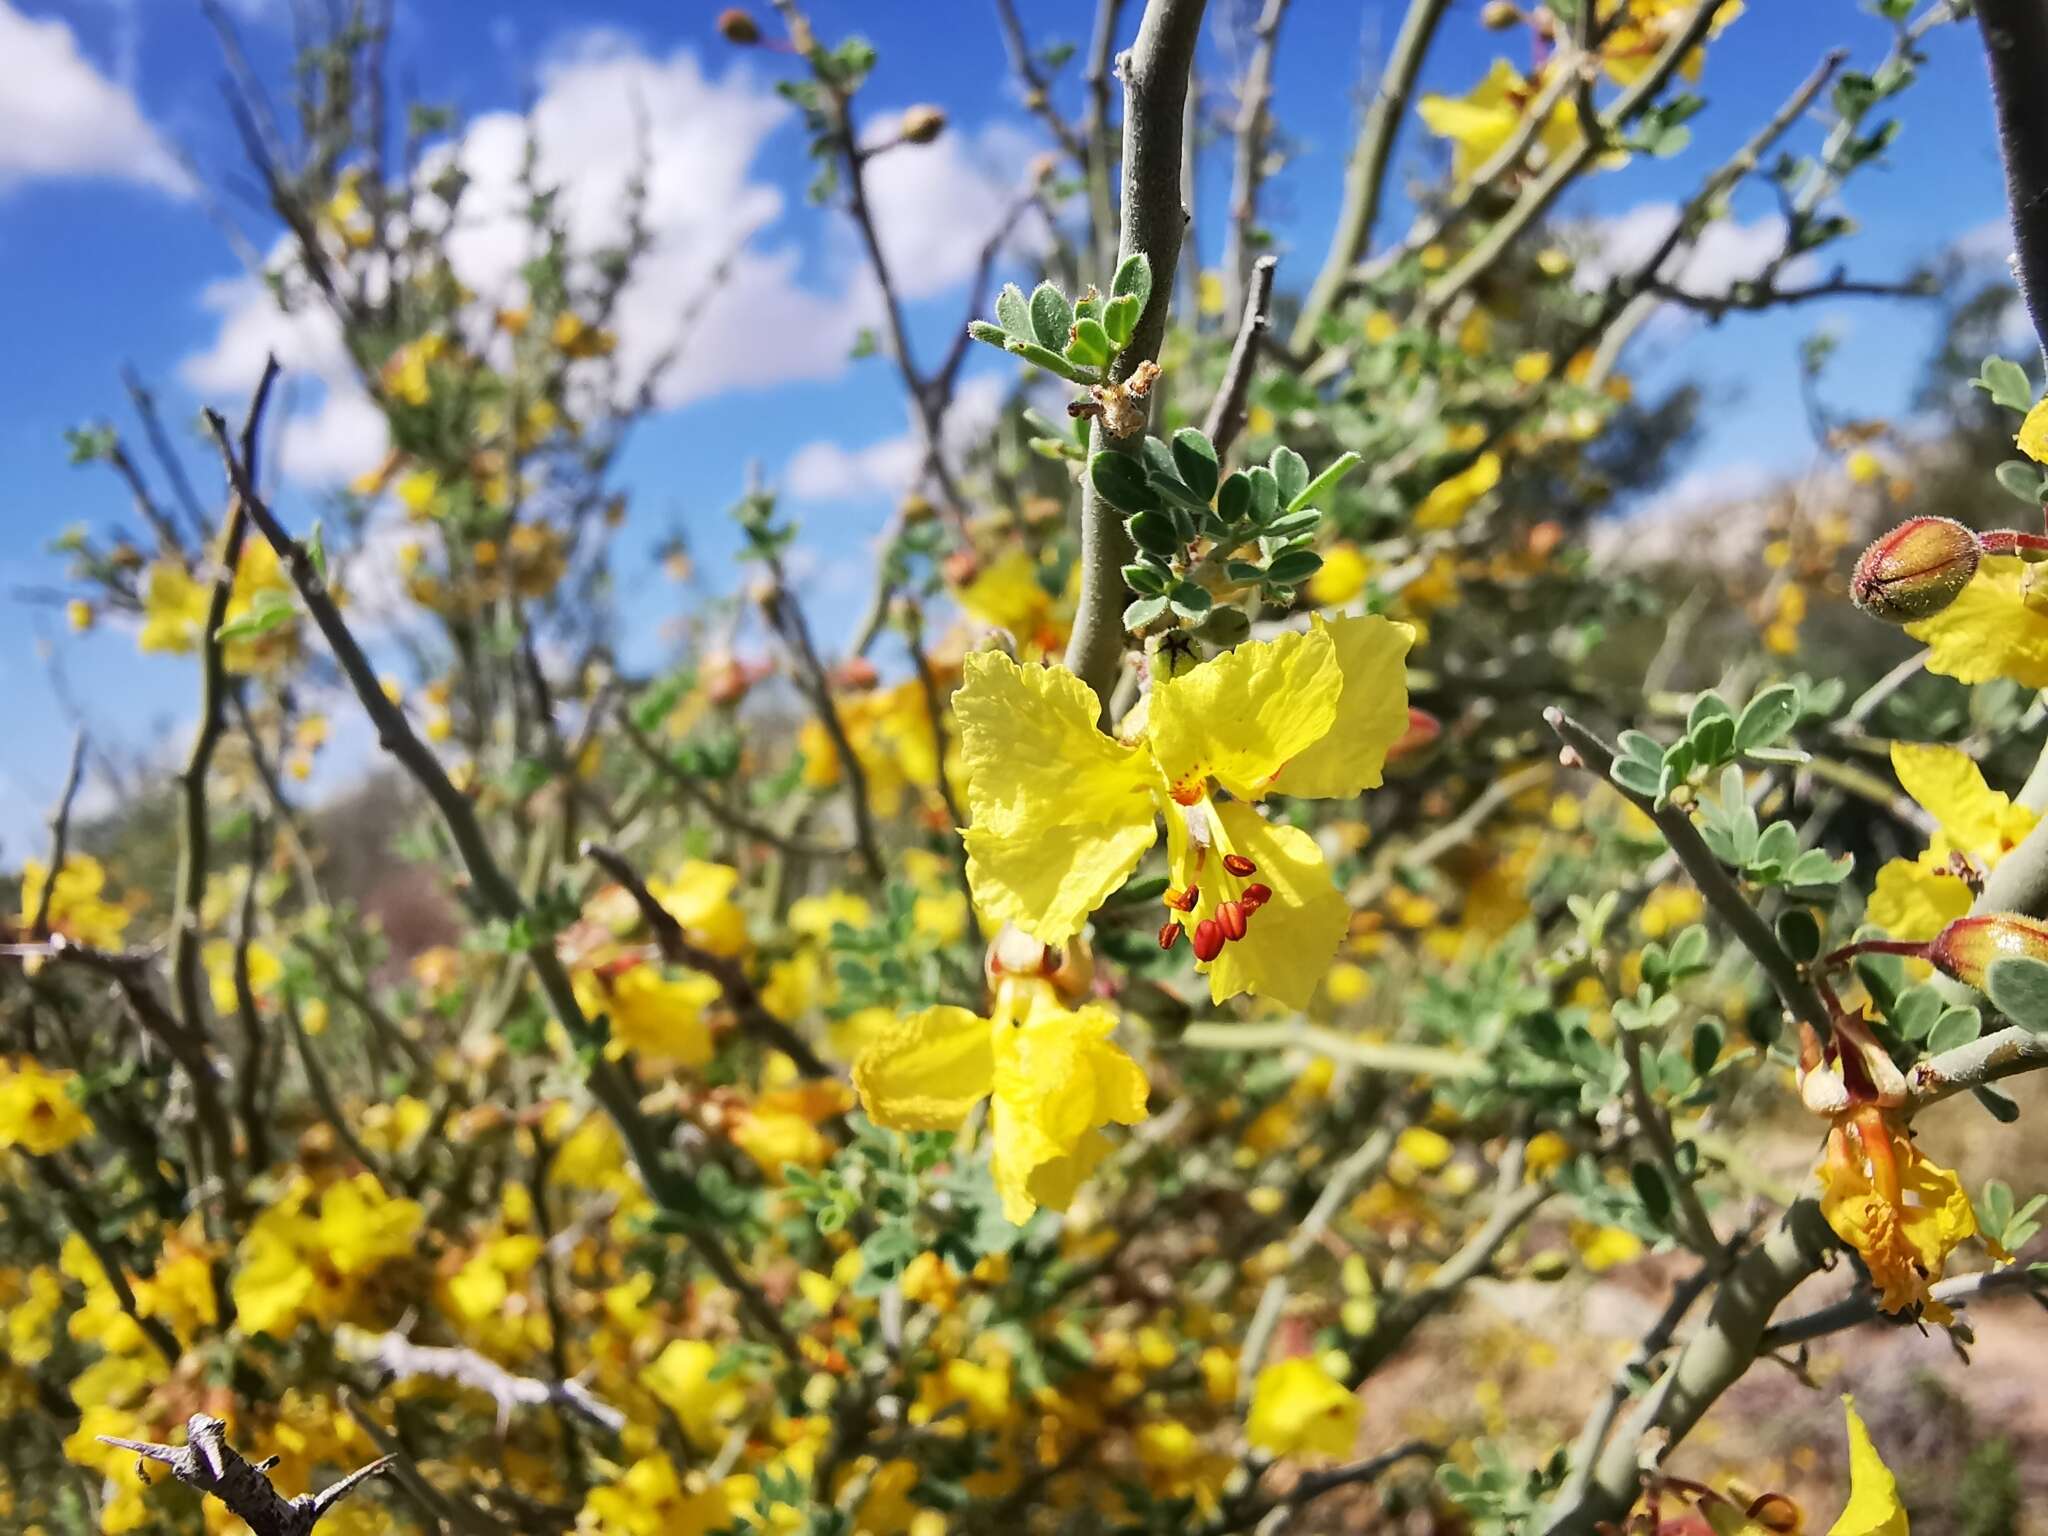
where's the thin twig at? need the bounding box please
[1546,708,1836,1042]
[28,732,87,938]
[1291,0,1454,350]
[341,1326,627,1434]
[203,369,794,1357]
[581,840,835,1080]
[1202,254,1278,458]
[98,1415,390,1536]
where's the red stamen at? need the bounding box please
[1240,883,1272,911]
[1192,919,1225,962]
[1218,900,1247,941]
[1222,854,1257,877]
[1158,919,1182,952]
[1162,886,1197,913]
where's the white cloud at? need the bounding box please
[861,119,1044,302]
[784,374,1010,503]
[177,31,1041,487]
[1575,202,1793,296]
[0,1,189,195]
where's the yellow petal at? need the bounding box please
[1245,1357,1360,1459]
[988,996,1147,1223]
[1907,557,2048,689]
[1888,742,2032,857]
[1270,616,1413,799]
[1414,452,1503,530]
[955,650,1160,943]
[2018,398,2048,463]
[853,1006,994,1132]
[1865,857,1970,943]
[1827,1398,1909,1536]
[1148,626,1343,802]
[1191,801,1348,1010]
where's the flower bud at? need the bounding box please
[1480,1,1523,27]
[716,8,762,44]
[1926,912,2048,991]
[899,105,947,145]
[1849,516,1980,623]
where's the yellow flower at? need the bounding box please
[1308,543,1371,607]
[222,537,300,675]
[1906,556,2048,687]
[138,559,210,654]
[1598,0,1743,85]
[1571,1223,1644,1273]
[551,310,618,359]
[854,973,1149,1224]
[1418,60,1582,184]
[575,964,720,1067]
[731,1081,854,1175]
[0,1060,92,1155]
[1817,1115,1976,1322]
[648,860,750,957]
[1867,743,2037,941]
[1245,1356,1360,1459]
[580,1455,740,1536]
[66,597,94,631]
[1135,1420,1232,1512]
[643,1339,750,1450]
[202,938,283,1017]
[18,855,128,947]
[1415,452,1503,531]
[952,617,1411,1008]
[956,547,1062,650]
[1512,350,1553,385]
[1828,1397,1908,1536]
[382,334,446,406]
[318,1172,426,1274]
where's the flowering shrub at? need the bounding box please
[5,1,2047,1534]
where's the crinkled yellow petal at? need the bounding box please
[1889,741,2032,857]
[1245,1357,1360,1459]
[852,1005,994,1132]
[1148,626,1342,802]
[1414,452,1503,531]
[2018,398,2048,464]
[1270,616,1414,800]
[1194,801,1348,1010]
[955,650,1160,943]
[1827,1398,1909,1536]
[1865,856,1970,943]
[988,998,1147,1223]
[1907,556,2048,689]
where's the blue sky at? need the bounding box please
[0,0,2015,858]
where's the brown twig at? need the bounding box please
[98,1415,391,1536]
[28,732,87,938]
[202,369,795,1357]
[581,840,835,1080]
[1201,254,1277,458]
[340,1325,627,1434]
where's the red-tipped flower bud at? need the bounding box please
[716,8,761,44]
[1850,516,1980,624]
[899,105,947,145]
[1926,912,2048,991]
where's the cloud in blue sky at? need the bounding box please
[174,27,1044,492]
[0,1,190,196]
